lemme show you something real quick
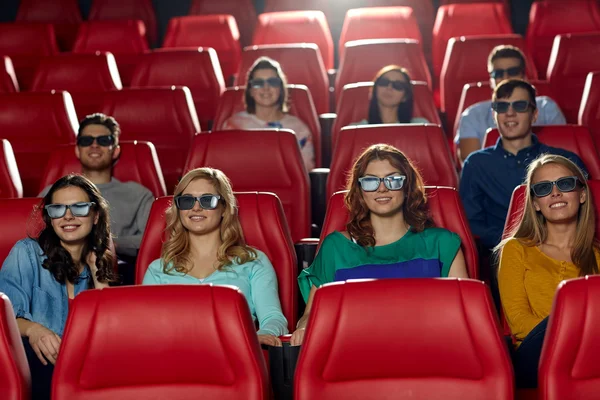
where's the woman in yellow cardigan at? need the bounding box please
[497,154,600,388]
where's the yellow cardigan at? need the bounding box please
[498,238,600,344]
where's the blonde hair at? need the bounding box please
[161,167,257,274]
[496,154,598,276]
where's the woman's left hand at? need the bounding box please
[258,334,282,347]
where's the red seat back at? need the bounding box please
[294,279,510,399]
[73,20,149,86]
[88,0,157,45]
[98,87,200,193]
[336,39,431,97]
[183,130,310,242]
[189,0,256,47]
[52,285,269,400]
[0,23,58,90]
[213,85,322,167]
[483,125,600,179]
[332,81,441,149]
[236,44,329,115]
[579,71,600,150]
[527,0,600,79]
[328,124,458,197]
[253,11,334,71]
[0,140,23,199]
[339,6,422,63]
[0,293,30,400]
[0,198,44,266]
[547,32,600,123]
[432,3,512,79]
[321,188,478,278]
[38,141,166,197]
[135,193,298,331]
[441,34,536,129]
[163,15,242,81]
[0,57,18,93]
[0,91,78,196]
[130,48,225,129]
[539,274,600,400]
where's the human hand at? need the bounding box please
[26,323,62,365]
[86,250,98,272]
[258,334,282,347]
[290,328,306,346]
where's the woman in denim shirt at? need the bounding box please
[0,174,117,400]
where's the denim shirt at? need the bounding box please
[0,238,92,337]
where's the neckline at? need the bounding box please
[533,245,574,266]
[333,229,413,249]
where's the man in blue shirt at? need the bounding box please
[460,79,586,250]
[456,45,566,162]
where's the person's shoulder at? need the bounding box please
[503,238,528,253]
[541,144,581,161]
[417,227,460,242]
[463,100,492,116]
[322,231,350,245]
[462,146,496,165]
[119,180,153,196]
[535,96,560,109]
[410,117,429,123]
[147,258,164,272]
[14,238,42,252]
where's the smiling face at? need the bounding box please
[375,70,408,108]
[75,124,120,172]
[361,158,405,217]
[50,186,98,246]
[249,68,281,110]
[495,87,538,140]
[179,178,224,236]
[532,163,586,224]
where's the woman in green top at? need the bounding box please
[291,144,468,345]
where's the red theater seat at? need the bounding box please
[0,23,58,91]
[441,34,536,130]
[130,48,225,130]
[484,125,600,179]
[135,193,298,331]
[0,293,30,400]
[253,11,334,71]
[189,0,256,47]
[332,81,441,147]
[0,140,23,199]
[328,124,458,197]
[213,85,322,167]
[579,72,600,150]
[0,91,78,196]
[183,130,310,243]
[163,15,241,82]
[526,0,600,79]
[0,57,18,93]
[547,33,600,123]
[236,44,329,115]
[336,39,431,98]
[73,20,149,87]
[88,0,157,45]
[440,0,508,4]
[39,141,166,197]
[98,87,200,193]
[339,6,422,63]
[30,52,122,119]
[52,285,270,400]
[320,188,479,278]
[539,274,600,400]
[294,279,509,399]
[454,80,554,139]
[432,3,512,79]
[0,198,43,265]
[15,0,81,51]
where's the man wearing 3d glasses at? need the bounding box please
[456,45,566,162]
[40,113,154,266]
[459,79,586,252]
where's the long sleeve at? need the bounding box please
[113,189,155,256]
[250,253,288,336]
[0,241,36,321]
[498,239,543,341]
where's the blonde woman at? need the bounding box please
[142,167,288,346]
[497,154,600,388]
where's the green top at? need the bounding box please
[298,228,461,302]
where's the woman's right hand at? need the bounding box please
[26,323,62,365]
[290,328,306,346]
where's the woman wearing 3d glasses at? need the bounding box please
[0,174,116,400]
[497,154,599,388]
[222,56,315,171]
[142,167,288,346]
[291,144,468,345]
[353,65,429,126]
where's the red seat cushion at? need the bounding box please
[0,293,30,400]
[88,0,158,45]
[188,0,256,47]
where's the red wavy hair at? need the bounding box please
[344,144,435,247]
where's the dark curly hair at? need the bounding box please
[344,144,435,247]
[36,174,117,285]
